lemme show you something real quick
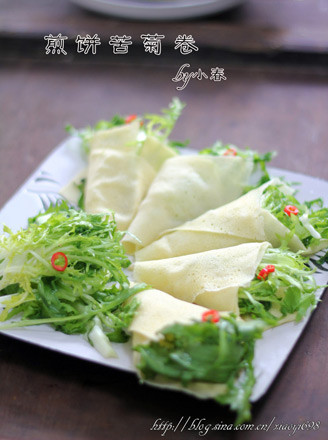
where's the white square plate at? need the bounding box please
[0,136,327,401]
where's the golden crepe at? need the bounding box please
[69,121,176,231]
[129,288,228,398]
[133,242,270,315]
[135,178,327,261]
[123,154,254,253]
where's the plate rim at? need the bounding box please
[70,0,245,21]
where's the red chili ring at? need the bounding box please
[51,252,68,272]
[223,147,237,157]
[202,309,220,323]
[284,205,299,216]
[266,264,275,273]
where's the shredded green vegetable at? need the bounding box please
[142,97,188,149]
[261,184,328,250]
[0,203,146,351]
[238,248,318,325]
[76,177,86,210]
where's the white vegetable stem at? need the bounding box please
[88,317,117,358]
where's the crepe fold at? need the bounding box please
[129,288,228,398]
[123,154,254,254]
[133,242,270,315]
[84,121,176,230]
[135,178,312,261]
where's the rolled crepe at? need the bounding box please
[85,150,155,229]
[123,154,254,253]
[60,168,88,205]
[129,288,228,398]
[136,178,326,261]
[133,242,270,315]
[83,121,176,230]
[90,120,140,152]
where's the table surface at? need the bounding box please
[0,1,328,439]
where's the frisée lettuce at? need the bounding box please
[0,203,146,356]
[262,184,328,254]
[238,248,318,325]
[135,316,265,424]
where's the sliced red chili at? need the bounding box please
[257,264,275,280]
[257,268,269,280]
[266,264,275,273]
[223,147,237,156]
[51,252,68,272]
[202,309,220,323]
[284,205,299,216]
[125,114,137,124]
